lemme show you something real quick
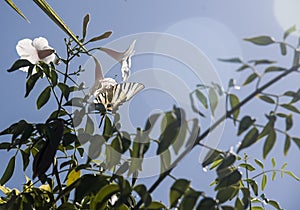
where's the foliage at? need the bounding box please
[1,2,300,210]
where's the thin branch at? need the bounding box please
[134,65,298,209]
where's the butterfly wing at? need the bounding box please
[94,82,144,112]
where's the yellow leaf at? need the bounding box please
[0,185,11,195]
[39,184,51,192]
[67,169,81,186]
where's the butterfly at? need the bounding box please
[93,82,144,113]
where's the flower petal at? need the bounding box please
[16,38,39,64]
[32,37,52,51]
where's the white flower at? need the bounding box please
[100,40,136,81]
[16,37,55,72]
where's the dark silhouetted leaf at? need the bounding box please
[238,116,255,136]
[21,149,30,171]
[88,135,105,159]
[217,153,236,171]
[134,185,152,207]
[25,71,42,97]
[268,200,282,210]
[37,86,51,109]
[249,59,276,65]
[244,36,275,45]
[179,188,202,210]
[103,116,113,139]
[237,127,259,153]
[0,156,15,185]
[91,184,119,210]
[170,179,190,208]
[58,83,70,100]
[263,129,276,159]
[7,59,32,72]
[216,170,242,190]
[216,187,237,203]
[202,150,223,168]
[50,69,58,86]
[196,197,217,210]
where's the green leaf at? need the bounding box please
[217,153,236,171]
[82,13,90,41]
[258,95,275,104]
[280,103,300,114]
[261,174,267,191]
[271,157,276,168]
[196,197,217,210]
[170,179,190,208]
[251,207,264,210]
[218,57,242,63]
[264,66,286,73]
[236,64,250,72]
[284,170,300,181]
[91,184,119,210]
[103,116,113,139]
[5,0,29,22]
[88,31,113,43]
[242,73,258,86]
[280,42,287,55]
[25,71,42,97]
[106,145,121,170]
[85,115,94,135]
[272,171,277,181]
[263,129,276,159]
[202,150,223,168]
[221,206,235,210]
[284,25,297,39]
[291,137,300,150]
[216,187,237,203]
[195,89,208,109]
[268,200,282,210]
[285,114,293,131]
[21,149,30,171]
[57,202,77,210]
[134,185,152,207]
[239,163,255,171]
[37,86,51,109]
[209,87,218,116]
[49,70,58,86]
[245,179,258,196]
[179,188,202,210]
[237,116,255,136]
[58,83,70,101]
[244,36,275,45]
[234,197,244,210]
[142,201,166,209]
[237,127,259,153]
[88,135,105,159]
[216,170,242,190]
[66,169,81,186]
[0,156,15,185]
[284,135,291,156]
[7,59,33,72]
[229,94,240,124]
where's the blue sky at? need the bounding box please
[1,0,300,208]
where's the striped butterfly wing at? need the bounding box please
[94,82,144,112]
